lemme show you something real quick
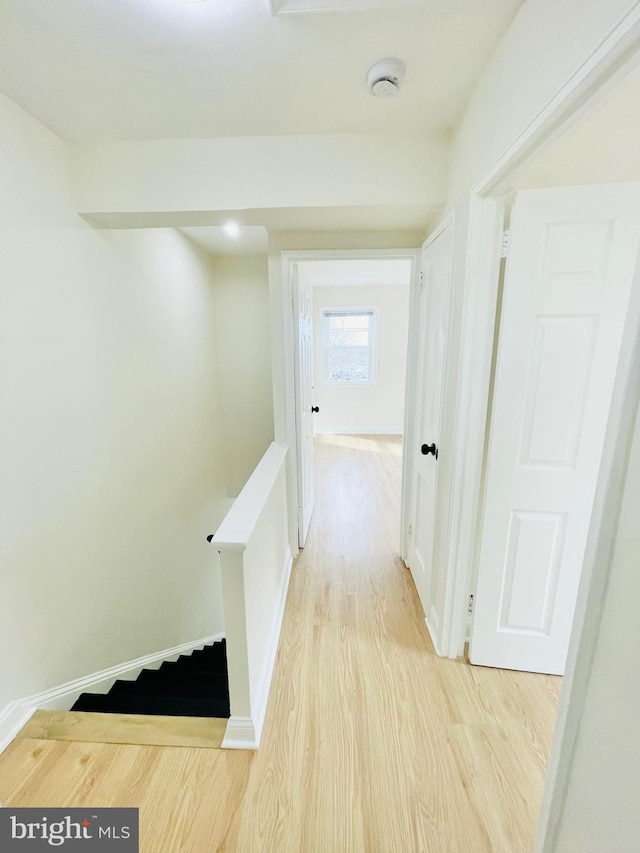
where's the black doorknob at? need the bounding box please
[421,443,438,459]
[311,406,319,413]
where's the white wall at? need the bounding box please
[447,0,640,205]
[71,133,447,218]
[0,92,230,711]
[311,284,409,434]
[515,62,640,190]
[209,254,274,496]
[549,393,640,852]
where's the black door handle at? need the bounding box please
[421,443,438,459]
[311,406,319,413]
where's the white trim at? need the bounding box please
[442,195,504,659]
[314,427,403,435]
[0,704,38,756]
[221,546,293,750]
[0,631,225,756]
[281,247,420,564]
[221,716,258,750]
[400,249,425,559]
[478,5,640,199]
[424,614,443,657]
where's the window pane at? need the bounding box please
[327,314,370,347]
[328,327,369,347]
[327,346,370,382]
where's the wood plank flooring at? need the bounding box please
[16,710,226,749]
[0,434,561,852]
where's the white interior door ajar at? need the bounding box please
[293,265,316,547]
[406,222,454,647]
[471,183,640,674]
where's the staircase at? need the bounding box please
[71,640,230,719]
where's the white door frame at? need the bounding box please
[444,8,640,662]
[281,248,420,556]
[431,8,640,853]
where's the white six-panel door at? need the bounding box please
[470,183,640,674]
[406,222,454,645]
[294,266,316,547]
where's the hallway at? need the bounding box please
[0,435,560,852]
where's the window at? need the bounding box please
[321,307,379,386]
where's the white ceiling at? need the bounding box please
[180,225,268,255]
[298,258,413,286]
[0,0,522,142]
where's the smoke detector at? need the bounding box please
[366,57,406,98]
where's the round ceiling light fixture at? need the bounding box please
[366,57,406,98]
[223,221,241,238]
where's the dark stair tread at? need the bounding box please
[109,679,229,701]
[141,664,229,685]
[195,642,226,654]
[71,692,230,718]
[136,666,229,685]
[163,658,228,674]
[190,650,227,666]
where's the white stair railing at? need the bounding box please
[211,442,292,749]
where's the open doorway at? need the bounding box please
[288,252,416,549]
[451,51,640,853]
[468,60,640,677]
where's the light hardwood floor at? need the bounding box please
[0,434,561,852]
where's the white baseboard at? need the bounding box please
[425,614,443,657]
[222,547,294,750]
[0,631,224,756]
[221,716,258,750]
[0,703,38,756]
[314,427,403,435]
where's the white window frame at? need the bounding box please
[320,306,380,387]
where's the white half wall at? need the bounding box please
[0,91,229,713]
[214,443,292,749]
[311,284,410,434]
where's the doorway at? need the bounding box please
[452,50,640,853]
[286,250,417,550]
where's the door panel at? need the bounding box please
[470,183,640,674]
[294,266,315,547]
[406,223,454,643]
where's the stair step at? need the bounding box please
[194,641,226,656]
[109,679,229,702]
[190,649,227,667]
[161,657,228,675]
[17,710,226,749]
[144,663,230,684]
[71,692,230,718]
[136,666,228,688]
